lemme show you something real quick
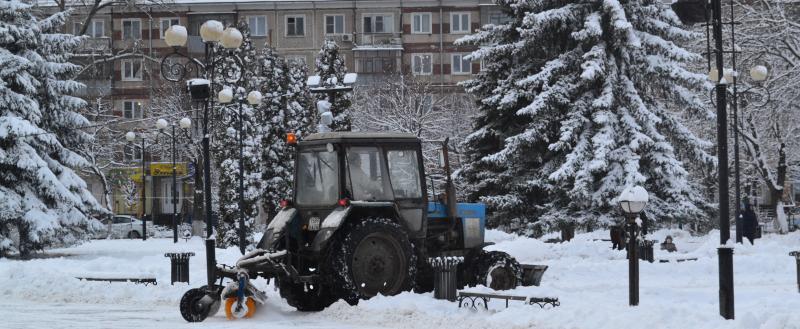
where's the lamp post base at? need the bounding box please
[205,238,217,288]
[718,247,734,319]
[628,220,639,306]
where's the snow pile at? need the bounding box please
[0,230,798,328]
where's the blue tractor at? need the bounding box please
[180,132,522,321]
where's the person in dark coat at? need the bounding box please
[741,203,758,245]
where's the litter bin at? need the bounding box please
[638,240,656,263]
[428,257,463,301]
[165,252,195,285]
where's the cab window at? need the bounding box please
[386,150,422,199]
[346,147,392,201]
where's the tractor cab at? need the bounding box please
[284,132,429,244]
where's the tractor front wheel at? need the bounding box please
[327,217,417,303]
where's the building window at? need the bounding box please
[122,19,141,40]
[123,144,142,162]
[325,14,345,35]
[452,53,472,75]
[488,9,513,25]
[286,55,307,66]
[73,20,105,37]
[286,15,305,36]
[450,13,470,34]
[123,101,143,119]
[248,16,267,37]
[412,13,432,34]
[160,18,180,39]
[92,20,105,37]
[122,59,142,81]
[412,54,432,75]
[363,14,393,33]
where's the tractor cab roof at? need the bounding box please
[300,132,420,145]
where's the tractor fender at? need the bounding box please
[310,202,401,252]
[258,208,298,249]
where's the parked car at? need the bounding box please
[100,215,145,239]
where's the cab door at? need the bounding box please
[384,147,427,238]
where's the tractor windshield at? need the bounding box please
[296,149,339,206]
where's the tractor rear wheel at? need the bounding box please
[468,251,522,290]
[327,218,417,304]
[277,277,337,312]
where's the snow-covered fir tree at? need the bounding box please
[457,0,715,234]
[285,60,314,137]
[255,46,294,219]
[211,22,261,249]
[314,39,352,131]
[0,2,102,257]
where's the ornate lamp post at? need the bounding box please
[218,87,262,254]
[160,21,244,321]
[618,186,649,306]
[155,117,192,243]
[306,73,358,132]
[125,131,151,241]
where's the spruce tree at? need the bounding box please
[457,0,714,234]
[285,61,314,137]
[255,46,294,219]
[314,39,352,131]
[0,2,101,256]
[211,22,260,249]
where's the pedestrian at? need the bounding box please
[741,203,758,245]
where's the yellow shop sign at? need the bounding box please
[150,163,187,176]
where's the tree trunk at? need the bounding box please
[774,143,789,233]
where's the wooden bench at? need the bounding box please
[76,277,158,286]
[657,257,698,263]
[457,291,559,310]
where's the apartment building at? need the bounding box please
[51,0,511,221]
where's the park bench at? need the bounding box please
[76,277,157,286]
[657,257,698,263]
[457,291,560,310]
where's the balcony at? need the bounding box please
[354,33,403,50]
[76,37,112,55]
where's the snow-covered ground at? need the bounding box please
[1,229,798,329]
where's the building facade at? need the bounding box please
[47,0,510,223]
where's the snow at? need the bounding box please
[343,73,358,85]
[306,75,321,87]
[187,78,210,86]
[1,229,798,328]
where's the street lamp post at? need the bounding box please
[671,0,750,319]
[156,118,192,243]
[708,66,770,245]
[618,186,649,306]
[306,73,358,132]
[161,21,244,314]
[218,87,262,254]
[125,131,150,241]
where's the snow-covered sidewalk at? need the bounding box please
[0,230,798,329]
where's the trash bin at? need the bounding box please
[165,252,195,285]
[638,240,656,263]
[428,257,463,301]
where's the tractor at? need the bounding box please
[179,132,524,321]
